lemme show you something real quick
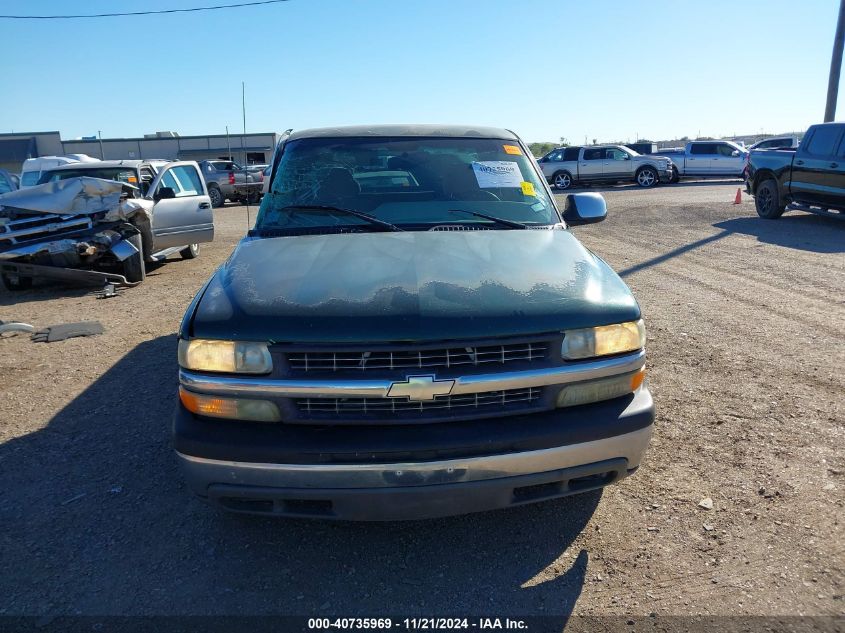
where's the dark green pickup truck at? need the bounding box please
[748,122,845,220]
[173,125,654,520]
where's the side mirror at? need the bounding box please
[731,150,740,157]
[563,192,607,225]
[155,186,176,200]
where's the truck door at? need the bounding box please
[790,125,845,208]
[539,149,566,180]
[602,147,634,179]
[147,162,214,252]
[580,148,604,180]
[686,143,716,175]
[711,143,745,176]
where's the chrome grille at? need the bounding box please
[297,387,541,415]
[287,342,548,372]
[0,214,94,247]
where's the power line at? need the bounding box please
[0,0,290,20]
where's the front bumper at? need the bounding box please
[174,387,654,520]
[658,168,673,183]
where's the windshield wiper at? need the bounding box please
[279,205,402,232]
[448,209,528,230]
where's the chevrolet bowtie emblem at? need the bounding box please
[387,375,455,401]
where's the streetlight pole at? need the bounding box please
[825,0,845,122]
[98,130,104,159]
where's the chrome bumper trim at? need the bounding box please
[179,349,645,399]
[177,424,653,491]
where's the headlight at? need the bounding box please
[178,338,273,374]
[561,319,645,360]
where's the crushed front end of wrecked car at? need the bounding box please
[0,177,152,289]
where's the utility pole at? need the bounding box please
[242,81,250,230]
[97,130,104,159]
[826,0,845,121]
[242,81,247,166]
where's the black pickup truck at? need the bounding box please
[747,122,845,220]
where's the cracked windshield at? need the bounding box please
[256,136,556,231]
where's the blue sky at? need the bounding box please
[0,0,839,143]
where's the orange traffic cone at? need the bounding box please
[733,188,742,204]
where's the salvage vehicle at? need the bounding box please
[538,144,672,189]
[747,122,845,220]
[19,154,99,187]
[174,124,654,520]
[654,140,747,182]
[196,160,261,207]
[0,160,214,290]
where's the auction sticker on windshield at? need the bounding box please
[472,161,522,188]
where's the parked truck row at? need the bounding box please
[537,140,749,189]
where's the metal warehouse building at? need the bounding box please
[0,130,281,173]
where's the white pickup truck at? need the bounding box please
[538,145,673,189]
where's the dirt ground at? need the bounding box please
[0,181,842,624]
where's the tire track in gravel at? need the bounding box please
[580,228,845,345]
[585,224,845,308]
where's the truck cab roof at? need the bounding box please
[287,124,519,141]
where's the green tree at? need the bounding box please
[528,142,557,157]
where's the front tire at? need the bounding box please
[636,166,658,188]
[180,243,200,260]
[122,233,146,283]
[208,186,224,208]
[553,171,573,190]
[754,179,785,219]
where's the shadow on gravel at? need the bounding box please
[0,284,94,306]
[0,335,598,622]
[714,214,845,254]
[0,260,176,305]
[617,211,844,277]
[617,231,729,278]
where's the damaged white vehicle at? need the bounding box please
[0,161,214,290]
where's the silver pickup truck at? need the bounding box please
[197,160,261,207]
[538,145,673,189]
[655,140,748,181]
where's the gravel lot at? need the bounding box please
[0,181,842,623]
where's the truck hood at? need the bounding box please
[189,229,640,343]
[633,155,670,167]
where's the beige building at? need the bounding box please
[0,130,280,174]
